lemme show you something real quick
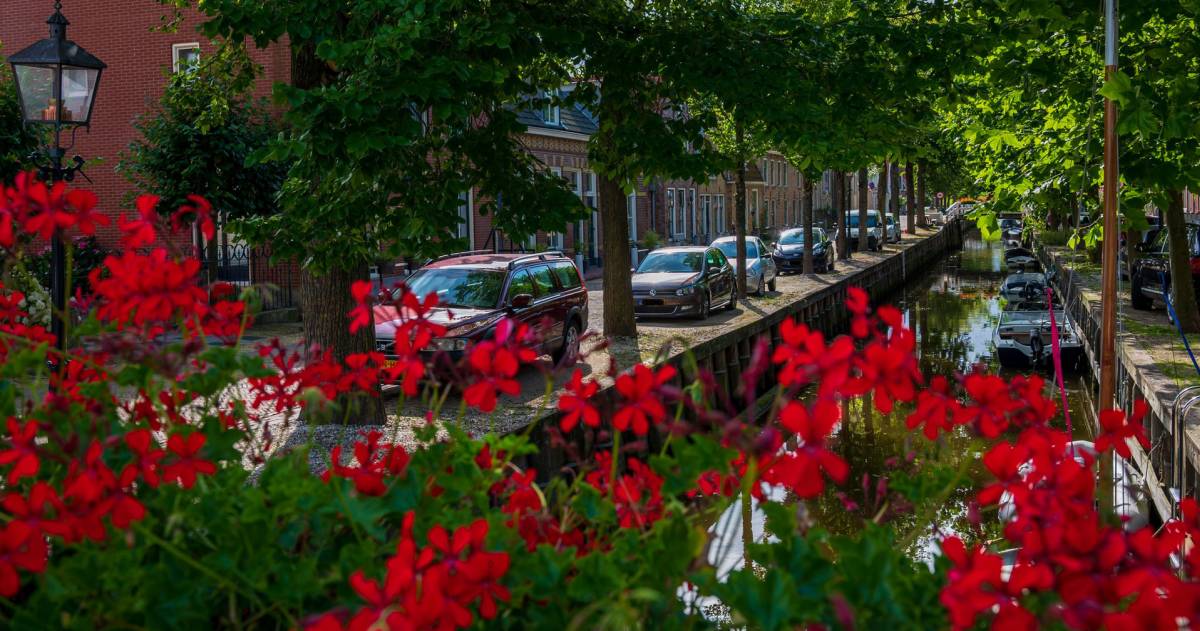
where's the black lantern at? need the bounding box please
[8,2,105,130]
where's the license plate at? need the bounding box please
[381,359,399,370]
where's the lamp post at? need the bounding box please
[8,1,106,356]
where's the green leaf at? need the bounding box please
[1098,71,1134,107]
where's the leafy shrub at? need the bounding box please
[0,173,1193,630]
[1040,228,1073,247]
[641,228,662,250]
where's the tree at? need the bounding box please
[1,51,39,183]
[172,0,588,422]
[118,44,285,283]
[857,167,869,251]
[905,161,916,235]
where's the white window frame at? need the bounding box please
[668,188,679,238]
[688,189,697,241]
[717,195,726,233]
[542,90,561,126]
[627,191,638,245]
[585,172,599,257]
[172,43,201,73]
[457,190,474,247]
[547,168,565,250]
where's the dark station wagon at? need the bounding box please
[374,251,588,372]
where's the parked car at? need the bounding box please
[772,227,834,273]
[885,215,901,242]
[1130,223,1200,311]
[1120,227,1162,281]
[373,251,588,373]
[632,246,736,320]
[712,236,777,295]
[847,210,884,251]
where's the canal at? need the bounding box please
[705,233,1096,581]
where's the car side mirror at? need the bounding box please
[509,293,533,309]
[708,266,721,275]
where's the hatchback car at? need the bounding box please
[1131,223,1200,311]
[632,246,736,319]
[373,251,588,371]
[711,236,777,295]
[772,227,834,273]
[885,216,901,243]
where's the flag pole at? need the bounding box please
[1098,0,1119,514]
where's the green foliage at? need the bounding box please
[118,43,285,224]
[641,229,662,250]
[0,51,40,183]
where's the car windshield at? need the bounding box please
[847,214,879,228]
[638,251,704,273]
[1001,219,1019,230]
[779,230,806,245]
[407,268,506,309]
[714,240,758,259]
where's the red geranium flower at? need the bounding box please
[162,433,217,489]
[0,418,40,486]
[558,369,599,433]
[90,248,207,326]
[761,400,848,498]
[613,363,677,435]
[1096,401,1150,459]
[65,188,110,236]
[955,373,1020,438]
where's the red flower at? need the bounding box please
[117,194,160,249]
[162,433,217,489]
[123,429,164,488]
[324,431,409,496]
[852,331,923,414]
[939,536,1004,630]
[771,319,854,395]
[90,248,207,326]
[846,286,871,338]
[65,188,110,236]
[348,280,375,334]
[761,400,848,498]
[0,418,40,486]
[171,194,215,241]
[21,178,74,240]
[955,373,1019,438]
[586,454,665,529]
[905,375,960,439]
[977,442,1032,507]
[1096,401,1150,459]
[613,363,676,435]
[558,369,600,432]
[0,522,46,597]
[463,320,535,412]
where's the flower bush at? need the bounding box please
[0,172,1196,629]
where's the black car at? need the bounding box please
[1130,224,1200,311]
[772,227,834,273]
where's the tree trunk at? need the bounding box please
[734,122,748,299]
[1166,190,1200,333]
[301,265,383,425]
[291,36,384,425]
[876,162,888,245]
[890,162,901,241]
[905,161,916,235]
[599,171,636,338]
[917,159,928,229]
[802,175,815,274]
[857,167,869,252]
[842,172,852,260]
[840,170,849,260]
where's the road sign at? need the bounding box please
[937,192,944,200]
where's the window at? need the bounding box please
[700,194,710,237]
[688,189,697,239]
[668,189,679,237]
[529,265,557,296]
[551,261,582,289]
[627,191,637,244]
[506,270,535,300]
[717,195,726,233]
[547,168,564,250]
[456,190,473,245]
[705,249,722,270]
[542,90,561,126]
[172,43,201,73]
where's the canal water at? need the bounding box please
[701,234,1095,587]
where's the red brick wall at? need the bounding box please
[0,1,290,248]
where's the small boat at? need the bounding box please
[993,292,1084,371]
[1004,246,1039,271]
[999,272,1048,302]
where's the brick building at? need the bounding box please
[1,0,289,247]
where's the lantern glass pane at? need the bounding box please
[61,67,98,123]
[13,64,55,122]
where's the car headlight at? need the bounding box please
[431,337,469,352]
[676,285,696,296]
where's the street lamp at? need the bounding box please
[9,1,106,356]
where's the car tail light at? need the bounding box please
[1191,257,1200,275]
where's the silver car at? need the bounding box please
[711,236,778,295]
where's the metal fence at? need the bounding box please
[197,243,297,312]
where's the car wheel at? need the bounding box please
[694,292,710,320]
[725,289,737,311]
[755,272,766,296]
[1130,273,1152,310]
[768,276,777,292]
[553,319,581,365]
[869,236,878,251]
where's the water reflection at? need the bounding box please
[812,235,1092,542]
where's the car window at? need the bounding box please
[551,261,581,289]
[638,251,704,273]
[779,230,805,245]
[408,268,505,310]
[506,269,535,300]
[1153,228,1169,253]
[711,249,729,267]
[528,265,557,296]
